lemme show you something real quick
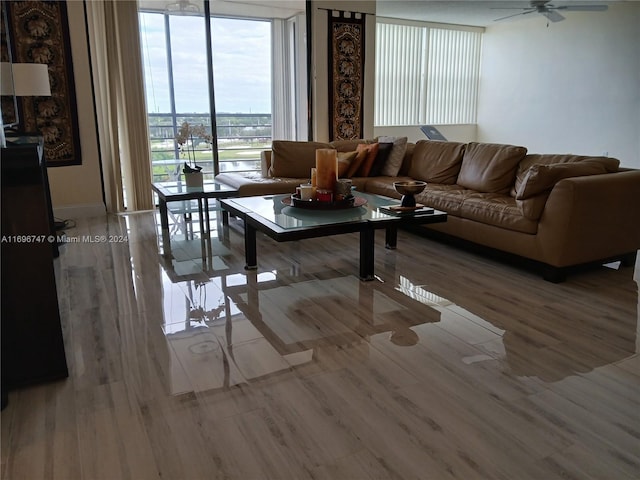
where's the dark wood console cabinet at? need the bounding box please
[1,136,68,409]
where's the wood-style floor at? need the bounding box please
[2,209,639,480]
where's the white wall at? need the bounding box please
[477,4,640,168]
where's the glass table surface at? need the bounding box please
[225,192,405,230]
[152,179,238,199]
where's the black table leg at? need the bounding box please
[203,197,211,238]
[245,222,258,270]
[385,226,398,249]
[158,198,169,231]
[157,198,173,258]
[360,228,375,281]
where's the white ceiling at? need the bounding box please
[139,0,624,26]
[375,1,623,27]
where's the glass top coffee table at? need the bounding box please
[220,192,447,281]
[152,179,238,261]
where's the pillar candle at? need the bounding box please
[316,149,338,191]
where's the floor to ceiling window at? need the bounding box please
[139,1,305,182]
[210,17,271,175]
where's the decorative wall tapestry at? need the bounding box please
[5,1,81,166]
[1,2,17,126]
[328,11,365,141]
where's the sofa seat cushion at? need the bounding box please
[216,172,304,196]
[350,177,369,192]
[269,140,331,178]
[409,140,466,184]
[460,193,538,234]
[516,194,550,221]
[415,184,469,216]
[457,142,527,194]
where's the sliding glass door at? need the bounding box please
[210,17,271,174]
[139,1,305,182]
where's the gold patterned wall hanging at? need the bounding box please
[328,11,365,141]
[5,1,82,166]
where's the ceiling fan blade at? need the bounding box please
[542,10,565,22]
[494,9,536,22]
[555,5,608,12]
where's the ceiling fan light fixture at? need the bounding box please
[541,8,565,23]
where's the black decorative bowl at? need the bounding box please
[393,181,427,207]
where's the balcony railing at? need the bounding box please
[149,112,271,182]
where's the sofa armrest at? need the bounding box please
[537,170,640,267]
[261,150,272,178]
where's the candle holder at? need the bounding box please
[315,149,338,191]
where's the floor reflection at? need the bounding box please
[158,257,445,395]
[395,274,638,383]
[154,209,638,398]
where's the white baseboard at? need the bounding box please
[53,203,106,220]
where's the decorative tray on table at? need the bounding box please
[282,195,368,210]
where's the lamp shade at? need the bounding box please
[12,63,51,96]
[0,62,14,96]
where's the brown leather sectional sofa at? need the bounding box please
[216,139,640,281]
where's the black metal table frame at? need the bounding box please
[221,197,447,281]
[151,181,238,264]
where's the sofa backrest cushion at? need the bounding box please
[457,142,527,194]
[512,154,620,196]
[398,142,416,176]
[408,140,466,185]
[515,159,620,200]
[378,136,408,177]
[330,139,371,152]
[269,140,332,178]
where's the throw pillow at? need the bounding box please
[457,142,528,194]
[369,142,393,177]
[512,154,620,196]
[408,140,466,185]
[269,140,332,178]
[345,146,369,178]
[356,143,380,177]
[378,136,408,176]
[337,150,358,178]
[516,161,613,200]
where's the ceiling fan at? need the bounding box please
[493,1,608,23]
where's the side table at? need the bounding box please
[151,179,238,262]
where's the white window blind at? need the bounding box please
[375,19,482,126]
